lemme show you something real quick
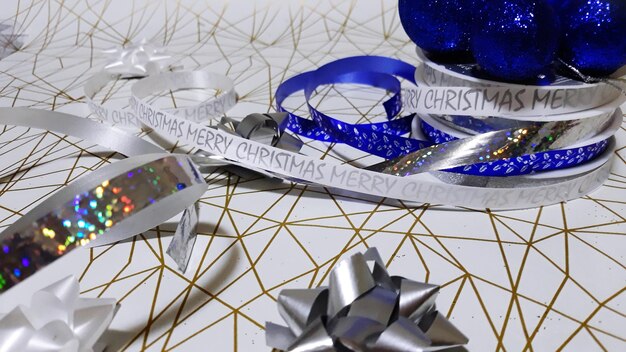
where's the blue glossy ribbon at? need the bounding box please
[275,56,609,177]
[276,57,426,158]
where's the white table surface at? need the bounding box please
[0,1,624,351]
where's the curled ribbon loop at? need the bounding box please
[192,112,305,180]
[277,55,621,178]
[166,112,304,273]
[0,276,118,352]
[220,112,303,154]
[0,153,206,292]
[266,248,469,351]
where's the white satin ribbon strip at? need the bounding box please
[129,92,613,210]
[402,84,622,118]
[403,47,625,119]
[0,107,163,157]
[131,71,237,123]
[85,70,237,129]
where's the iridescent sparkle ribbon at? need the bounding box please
[266,248,469,351]
[368,109,621,177]
[0,153,206,292]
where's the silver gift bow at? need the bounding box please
[266,248,469,352]
[0,276,118,352]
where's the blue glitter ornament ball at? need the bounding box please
[559,0,626,77]
[471,0,560,82]
[546,0,564,8]
[399,0,474,60]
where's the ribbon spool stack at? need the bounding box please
[393,0,625,186]
[265,248,469,351]
[398,48,624,179]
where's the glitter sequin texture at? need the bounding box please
[471,0,560,82]
[399,0,475,58]
[0,156,202,292]
[559,0,626,76]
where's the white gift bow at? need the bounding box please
[0,276,117,352]
[101,39,172,77]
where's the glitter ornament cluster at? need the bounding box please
[398,0,626,81]
[558,0,626,76]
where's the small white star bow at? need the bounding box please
[0,276,118,352]
[102,39,171,77]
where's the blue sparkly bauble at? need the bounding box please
[545,0,564,8]
[559,0,626,77]
[471,0,560,82]
[399,0,475,60]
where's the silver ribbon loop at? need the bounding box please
[202,112,304,179]
[277,288,328,337]
[220,112,303,153]
[266,248,469,351]
[396,279,439,323]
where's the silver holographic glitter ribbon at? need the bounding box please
[0,153,206,293]
[369,109,621,177]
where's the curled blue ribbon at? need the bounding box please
[275,56,610,177]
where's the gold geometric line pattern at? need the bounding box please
[0,1,624,351]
